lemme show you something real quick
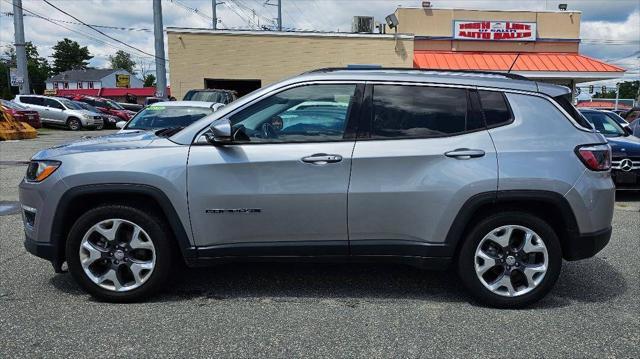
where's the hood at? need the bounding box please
[32,131,158,159]
[606,135,640,158]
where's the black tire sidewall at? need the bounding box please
[66,205,172,302]
[67,118,81,131]
[458,212,562,308]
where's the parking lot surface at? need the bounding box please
[1,130,638,357]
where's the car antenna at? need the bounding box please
[507,53,521,74]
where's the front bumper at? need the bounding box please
[563,227,612,261]
[611,169,640,190]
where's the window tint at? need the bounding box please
[20,96,44,106]
[371,85,475,139]
[478,91,512,127]
[43,98,64,110]
[229,84,356,143]
[552,94,592,129]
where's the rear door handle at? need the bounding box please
[444,148,485,159]
[302,153,342,165]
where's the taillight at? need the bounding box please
[575,144,611,171]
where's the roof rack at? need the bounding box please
[304,67,531,81]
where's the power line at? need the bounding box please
[42,0,166,61]
[168,0,228,28]
[1,12,152,32]
[1,0,157,61]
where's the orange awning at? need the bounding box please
[413,51,625,74]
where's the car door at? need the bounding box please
[187,82,363,255]
[42,98,67,124]
[348,83,498,256]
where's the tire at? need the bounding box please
[95,119,104,130]
[66,205,173,302]
[66,117,82,131]
[457,212,562,308]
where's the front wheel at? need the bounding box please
[66,117,82,131]
[458,212,562,308]
[66,205,173,302]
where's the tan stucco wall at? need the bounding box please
[395,8,581,41]
[168,31,414,100]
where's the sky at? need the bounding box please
[0,0,638,88]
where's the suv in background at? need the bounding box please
[14,95,102,130]
[19,68,614,307]
[183,89,237,104]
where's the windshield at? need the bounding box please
[125,105,213,130]
[581,111,626,137]
[60,99,83,110]
[185,90,232,103]
[106,99,124,110]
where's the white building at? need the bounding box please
[45,69,143,90]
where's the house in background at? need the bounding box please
[45,69,143,91]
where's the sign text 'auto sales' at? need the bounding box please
[453,21,537,41]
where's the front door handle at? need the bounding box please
[302,153,342,165]
[444,148,485,159]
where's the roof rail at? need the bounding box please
[303,67,531,81]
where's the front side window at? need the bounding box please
[371,85,477,139]
[229,84,357,143]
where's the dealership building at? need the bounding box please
[167,6,625,100]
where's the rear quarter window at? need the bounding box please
[478,90,512,127]
[552,94,592,129]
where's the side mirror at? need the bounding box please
[205,118,232,144]
[623,126,633,136]
[116,121,126,129]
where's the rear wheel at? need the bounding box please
[66,117,82,131]
[458,212,562,308]
[95,119,104,130]
[66,205,172,302]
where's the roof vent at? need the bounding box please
[352,16,374,33]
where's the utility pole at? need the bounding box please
[211,0,217,30]
[12,0,30,94]
[277,0,282,31]
[152,0,167,98]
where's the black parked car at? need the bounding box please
[580,109,640,190]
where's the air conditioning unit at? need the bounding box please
[352,16,374,33]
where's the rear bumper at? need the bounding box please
[563,227,612,261]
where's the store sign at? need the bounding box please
[115,74,130,88]
[9,67,22,86]
[454,20,537,41]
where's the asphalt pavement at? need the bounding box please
[1,129,638,358]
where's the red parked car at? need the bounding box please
[72,95,136,122]
[1,99,41,128]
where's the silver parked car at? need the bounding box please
[13,95,103,130]
[19,68,614,307]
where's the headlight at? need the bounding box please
[25,160,61,182]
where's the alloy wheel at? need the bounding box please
[474,225,548,297]
[68,119,81,130]
[79,218,156,292]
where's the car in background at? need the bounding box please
[624,107,640,124]
[629,119,640,137]
[72,95,136,122]
[183,89,237,104]
[13,95,102,130]
[143,97,165,106]
[117,102,144,113]
[580,108,640,190]
[1,99,41,128]
[70,101,108,130]
[116,101,225,133]
[601,110,629,129]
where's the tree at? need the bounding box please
[618,81,639,100]
[0,42,51,96]
[51,38,93,74]
[143,73,156,87]
[109,50,136,73]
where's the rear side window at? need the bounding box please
[20,96,44,106]
[478,91,512,127]
[371,85,479,139]
[552,94,592,129]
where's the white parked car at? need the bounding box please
[117,101,225,133]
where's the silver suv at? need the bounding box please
[19,69,614,307]
[14,95,103,130]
